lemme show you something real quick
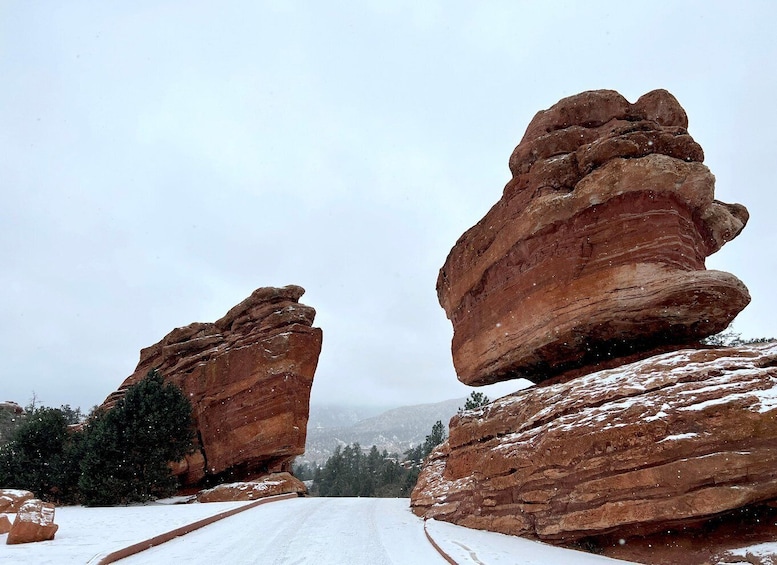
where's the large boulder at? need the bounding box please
[196,472,306,502]
[101,285,322,487]
[6,499,58,544]
[411,343,777,544]
[437,89,750,386]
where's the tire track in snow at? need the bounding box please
[452,541,485,565]
[117,497,449,564]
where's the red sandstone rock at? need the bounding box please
[439,89,749,386]
[196,472,306,502]
[6,499,58,544]
[0,514,10,535]
[0,490,34,513]
[101,285,322,488]
[411,343,777,543]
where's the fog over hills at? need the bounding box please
[299,398,465,465]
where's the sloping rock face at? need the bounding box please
[102,285,322,488]
[6,499,58,544]
[196,472,306,502]
[411,343,777,544]
[438,89,750,387]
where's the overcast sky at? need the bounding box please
[2,1,776,411]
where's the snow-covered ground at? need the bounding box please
[0,496,637,564]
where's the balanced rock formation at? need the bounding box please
[102,285,322,487]
[438,89,750,386]
[412,90,776,562]
[196,472,306,502]
[6,499,58,544]
[412,343,777,544]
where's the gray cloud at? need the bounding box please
[2,2,775,410]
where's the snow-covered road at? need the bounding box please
[117,497,448,565]
[0,496,637,564]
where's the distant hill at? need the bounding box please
[299,398,465,465]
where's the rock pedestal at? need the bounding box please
[411,343,777,542]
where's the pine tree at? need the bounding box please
[459,391,490,413]
[78,369,194,506]
[0,407,82,503]
[423,420,446,454]
[312,419,451,498]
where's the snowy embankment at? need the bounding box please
[0,497,637,564]
[0,498,249,564]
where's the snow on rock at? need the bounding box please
[411,343,777,547]
[6,499,58,544]
[0,489,34,513]
[196,472,306,502]
[721,542,777,564]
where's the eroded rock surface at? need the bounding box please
[438,89,750,386]
[102,285,322,488]
[196,472,306,502]
[411,343,777,543]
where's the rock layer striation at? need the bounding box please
[411,343,777,542]
[438,89,750,386]
[102,285,322,488]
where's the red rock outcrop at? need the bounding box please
[438,89,750,387]
[0,490,34,513]
[102,285,322,488]
[196,472,306,502]
[6,499,58,544]
[411,343,777,545]
[0,514,10,535]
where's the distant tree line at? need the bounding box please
[0,370,194,506]
[303,419,445,498]
[303,443,420,497]
[300,392,492,498]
